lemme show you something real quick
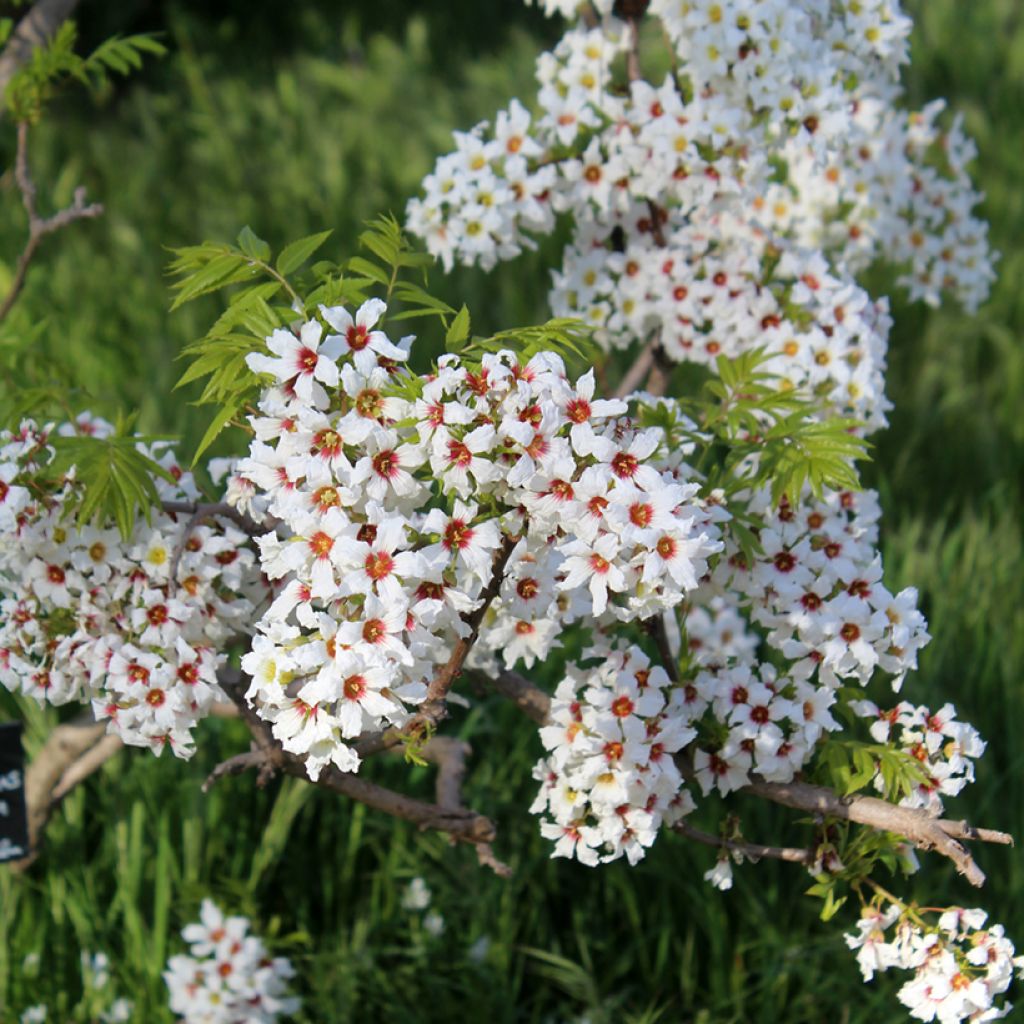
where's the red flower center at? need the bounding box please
[443,519,473,550]
[343,675,366,700]
[611,452,639,479]
[365,551,395,581]
[610,696,634,718]
[147,604,169,626]
[362,618,386,644]
[629,503,653,528]
[371,450,399,479]
[446,440,473,468]
[347,324,370,351]
[309,532,334,559]
[565,398,591,424]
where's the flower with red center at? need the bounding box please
[773,551,797,573]
[147,604,169,626]
[309,532,334,559]
[319,297,408,372]
[177,663,199,685]
[354,388,383,418]
[603,740,624,761]
[611,451,639,479]
[610,695,634,718]
[566,379,603,424]
[245,319,342,405]
[443,518,474,551]
[127,663,150,685]
[447,439,472,467]
[365,551,395,581]
[343,674,367,700]
[627,498,655,528]
[362,618,386,644]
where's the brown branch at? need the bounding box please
[614,338,657,399]
[0,0,80,104]
[202,749,273,793]
[626,15,642,82]
[421,734,511,876]
[742,778,1009,888]
[411,532,518,729]
[644,612,679,683]
[422,736,470,811]
[0,120,102,322]
[214,666,510,872]
[50,733,122,803]
[673,818,815,866]
[160,500,265,536]
[472,667,551,725]
[168,505,203,590]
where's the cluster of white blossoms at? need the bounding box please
[846,902,1024,1022]
[851,699,986,814]
[713,482,931,691]
[164,900,300,1023]
[0,417,258,757]
[408,0,994,430]
[531,642,694,865]
[235,298,723,780]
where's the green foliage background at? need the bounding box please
[0,2,1022,1021]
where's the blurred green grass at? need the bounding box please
[1,1,1022,1021]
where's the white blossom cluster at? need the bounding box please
[531,642,694,865]
[164,899,300,1023]
[851,699,986,814]
[712,483,931,692]
[408,1,994,429]
[0,417,258,757]
[236,299,722,780]
[846,903,1024,1022]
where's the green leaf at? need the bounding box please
[345,257,390,287]
[445,305,471,350]
[236,226,271,263]
[276,230,333,276]
[192,404,240,466]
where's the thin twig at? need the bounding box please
[0,120,103,322]
[50,734,122,802]
[626,16,642,82]
[645,612,679,683]
[673,818,815,866]
[411,532,519,729]
[160,500,265,536]
[168,506,202,590]
[470,667,551,725]
[614,338,657,399]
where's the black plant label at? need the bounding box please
[0,722,28,863]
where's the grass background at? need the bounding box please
[0,1,1022,1020]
